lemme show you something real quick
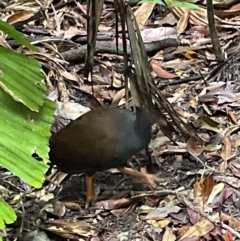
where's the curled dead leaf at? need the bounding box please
[151,62,178,79]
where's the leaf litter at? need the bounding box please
[2,0,240,240]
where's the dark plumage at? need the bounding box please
[49,106,158,205]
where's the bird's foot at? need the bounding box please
[118,166,160,189]
[85,194,97,208]
[139,166,160,188]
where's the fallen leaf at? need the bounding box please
[147,218,171,228]
[220,213,240,231]
[177,10,190,34]
[191,25,210,36]
[180,219,214,240]
[151,62,178,79]
[207,183,225,205]
[202,176,214,204]
[187,138,204,157]
[224,231,233,241]
[95,198,132,210]
[221,136,232,162]
[7,10,35,24]
[145,205,181,220]
[63,27,87,39]
[135,2,155,30]
[163,227,176,241]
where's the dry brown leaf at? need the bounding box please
[154,12,178,26]
[206,183,225,205]
[79,84,110,104]
[112,74,124,88]
[111,207,131,217]
[111,88,125,106]
[7,10,35,24]
[191,25,210,36]
[134,2,155,30]
[162,59,194,70]
[147,218,171,228]
[163,227,176,241]
[178,226,192,238]
[0,35,11,48]
[177,10,190,34]
[187,138,204,157]
[231,2,240,10]
[198,133,211,143]
[76,2,87,15]
[179,219,214,240]
[187,209,201,225]
[231,138,240,148]
[46,219,98,238]
[194,116,223,133]
[219,160,228,173]
[228,110,238,123]
[145,205,181,220]
[63,27,87,39]
[80,84,106,94]
[202,176,214,204]
[118,97,126,106]
[193,178,203,202]
[203,226,222,240]
[224,231,233,241]
[218,187,233,205]
[42,200,66,217]
[61,70,79,82]
[95,198,132,210]
[64,202,81,210]
[174,5,240,29]
[221,136,232,162]
[220,213,240,231]
[110,190,131,200]
[151,62,177,79]
[98,24,112,31]
[214,176,240,189]
[189,95,198,109]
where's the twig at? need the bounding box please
[206,0,224,61]
[178,193,240,238]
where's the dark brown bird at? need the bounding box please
[49,106,158,205]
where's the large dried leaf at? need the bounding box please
[180,219,214,240]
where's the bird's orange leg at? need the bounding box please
[85,174,96,207]
[118,166,159,188]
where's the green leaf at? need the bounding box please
[0,46,56,188]
[0,88,56,188]
[0,47,46,111]
[0,198,17,229]
[139,0,166,4]
[139,0,152,3]
[171,1,200,9]
[154,0,166,5]
[165,0,172,6]
[0,20,37,51]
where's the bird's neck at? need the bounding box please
[135,106,158,131]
